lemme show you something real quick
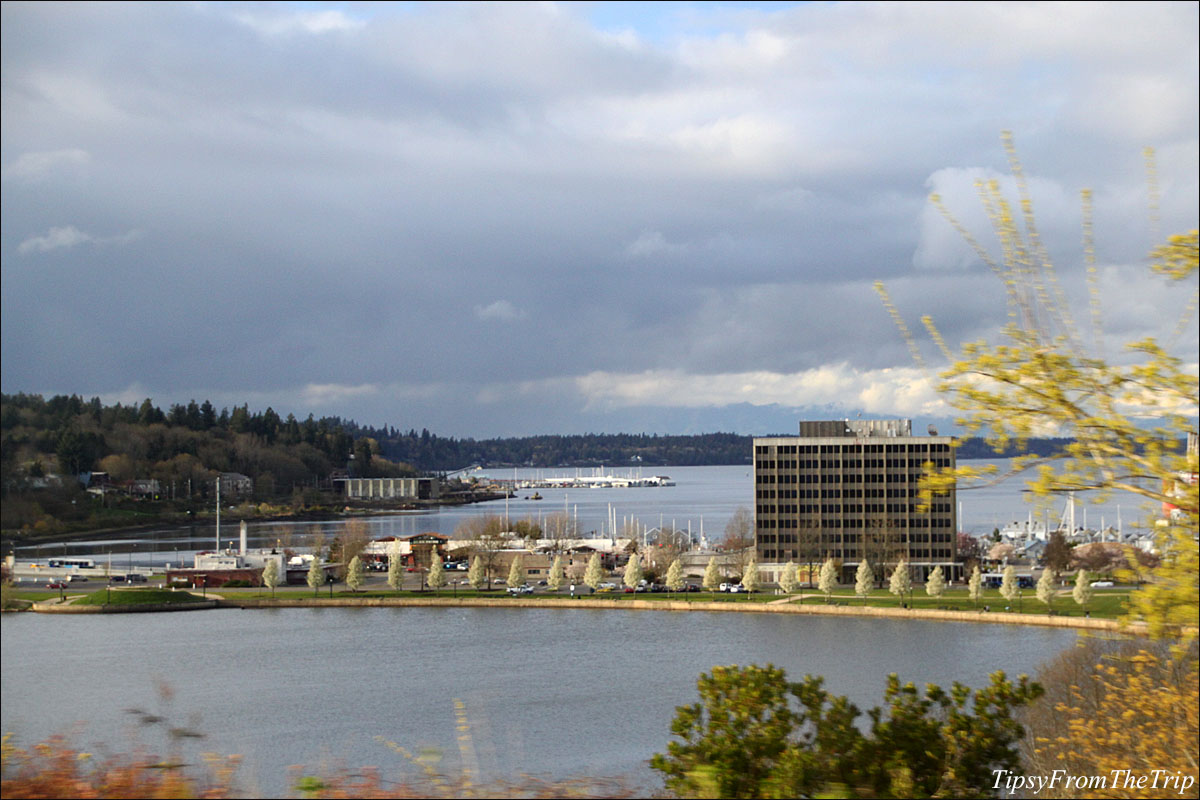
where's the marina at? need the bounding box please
[480,467,676,490]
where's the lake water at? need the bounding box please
[0,606,1078,797]
[4,460,1143,794]
[16,461,1157,568]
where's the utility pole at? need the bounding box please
[215,476,221,552]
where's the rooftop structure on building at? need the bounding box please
[753,419,958,585]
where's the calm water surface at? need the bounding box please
[1,607,1078,796]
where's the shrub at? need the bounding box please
[652,663,1042,798]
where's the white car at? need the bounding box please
[1090,580,1114,588]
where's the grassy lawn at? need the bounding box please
[72,587,209,606]
[757,587,1129,619]
[8,590,70,602]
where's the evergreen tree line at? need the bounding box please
[0,393,415,504]
[2,393,1091,496]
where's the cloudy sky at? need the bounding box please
[3,1,1197,438]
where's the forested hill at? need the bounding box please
[369,430,752,469]
[362,429,1075,468]
[3,393,1079,486]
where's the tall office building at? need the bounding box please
[754,419,958,584]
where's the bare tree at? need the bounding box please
[456,514,508,587]
[862,522,905,589]
[333,518,370,578]
[543,513,579,556]
[722,506,755,581]
[646,525,690,580]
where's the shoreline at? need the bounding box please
[14,589,1135,632]
[31,598,219,613]
[0,495,510,549]
[206,594,1122,631]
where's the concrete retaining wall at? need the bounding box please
[220,595,1121,631]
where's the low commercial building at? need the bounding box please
[361,533,450,568]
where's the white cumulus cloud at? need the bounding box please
[572,365,947,417]
[2,148,90,181]
[474,300,528,322]
[299,383,379,406]
[17,226,142,255]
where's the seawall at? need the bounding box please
[218,595,1122,631]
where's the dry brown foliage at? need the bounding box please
[1,734,637,800]
[1,734,239,799]
[1022,638,1199,798]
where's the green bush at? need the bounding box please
[652,663,1042,798]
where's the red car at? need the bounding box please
[46,581,67,589]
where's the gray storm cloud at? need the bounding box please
[2,1,1196,437]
